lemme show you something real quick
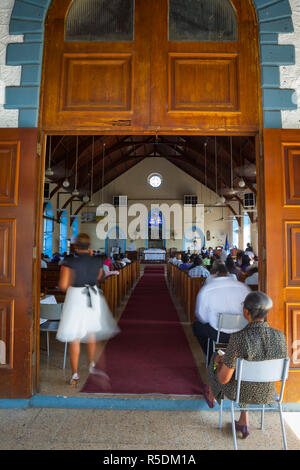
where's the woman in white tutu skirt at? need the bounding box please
[57,233,119,385]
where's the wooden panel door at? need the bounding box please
[0,129,38,398]
[264,129,300,402]
[150,0,260,133]
[41,0,260,135]
[41,0,151,133]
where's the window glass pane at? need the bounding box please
[43,202,53,258]
[169,0,238,42]
[243,213,251,250]
[72,216,79,239]
[60,211,68,254]
[65,0,134,42]
[232,218,239,249]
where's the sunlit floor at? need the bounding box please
[3,264,297,450]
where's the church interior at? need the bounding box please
[39,133,259,396]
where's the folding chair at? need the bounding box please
[218,357,290,450]
[40,303,68,369]
[206,313,248,367]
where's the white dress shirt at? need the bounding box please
[195,276,250,333]
[245,271,258,285]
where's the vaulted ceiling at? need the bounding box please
[45,134,257,218]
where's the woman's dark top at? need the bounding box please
[63,253,103,287]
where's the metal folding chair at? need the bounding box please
[218,357,290,450]
[206,313,248,367]
[40,303,68,369]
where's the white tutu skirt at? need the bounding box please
[56,286,120,343]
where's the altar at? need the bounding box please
[143,248,166,262]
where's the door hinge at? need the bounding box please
[33,246,37,259]
[37,143,41,156]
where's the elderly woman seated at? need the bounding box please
[202,291,287,439]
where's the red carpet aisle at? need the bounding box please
[81,266,205,395]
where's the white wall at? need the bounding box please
[75,158,241,252]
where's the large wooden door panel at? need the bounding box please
[150,0,259,133]
[0,129,38,398]
[41,0,259,134]
[264,129,300,402]
[41,0,151,132]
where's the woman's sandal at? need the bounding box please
[69,373,80,386]
[202,384,216,409]
[234,420,250,439]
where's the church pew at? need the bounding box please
[167,264,206,323]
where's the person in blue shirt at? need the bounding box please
[179,254,192,270]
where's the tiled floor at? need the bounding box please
[4,264,298,451]
[0,408,299,450]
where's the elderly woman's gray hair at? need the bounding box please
[244,291,273,320]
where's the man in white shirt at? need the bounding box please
[192,266,250,364]
[245,266,258,285]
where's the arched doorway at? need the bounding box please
[1,0,299,402]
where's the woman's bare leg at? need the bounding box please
[236,411,249,427]
[69,340,80,375]
[87,334,96,365]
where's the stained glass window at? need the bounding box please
[149,209,162,226]
[169,0,238,42]
[65,0,134,42]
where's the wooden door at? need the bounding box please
[0,129,39,398]
[264,129,300,402]
[41,0,151,132]
[150,0,260,133]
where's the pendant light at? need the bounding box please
[45,136,54,177]
[99,142,106,205]
[88,136,95,207]
[72,136,79,196]
[226,136,236,195]
[238,136,246,187]
[62,140,70,188]
[214,137,225,205]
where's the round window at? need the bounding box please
[148,173,162,188]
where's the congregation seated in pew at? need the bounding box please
[245,265,259,286]
[188,256,210,279]
[178,253,192,271]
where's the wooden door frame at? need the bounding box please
[34,128,264,393]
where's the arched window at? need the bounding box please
[43,202,53,258]
[232,217,239,248]
[169,0,238,41]
[72,216,79,239]
[243,213,251,250]
[65,0,134,42]
[60,210,68,254]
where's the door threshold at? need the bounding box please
[1,395,300,411]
